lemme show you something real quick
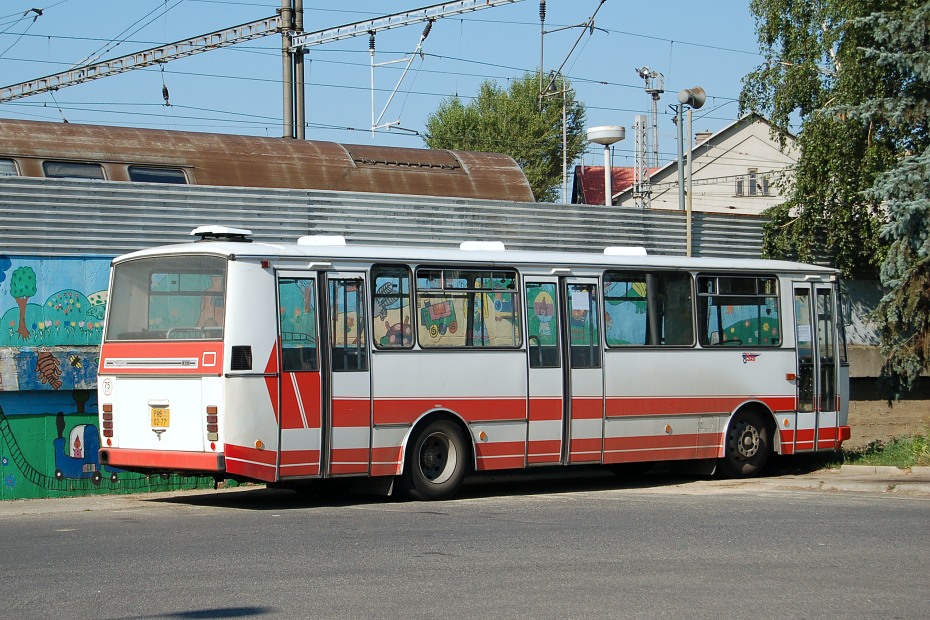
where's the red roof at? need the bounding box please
[572,166,637,205]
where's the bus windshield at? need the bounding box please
[105,255,227,341]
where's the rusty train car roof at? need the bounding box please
[0,118,534,202]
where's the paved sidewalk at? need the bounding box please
[0,466,927,517]
[723,465,930,497]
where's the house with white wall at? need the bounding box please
[573,113,796,214]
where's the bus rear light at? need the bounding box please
[207,406,219,441]
[103,412,114,437]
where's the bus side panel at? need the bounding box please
[371,350,528,471]
[222,261,280,483]
[603,349,796,463]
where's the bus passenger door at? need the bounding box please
[525,279,564,465]
[276,272,324,479]
[563,278,604,463]
[793,282,841,452]
[323,273,372,476]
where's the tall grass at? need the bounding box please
[843,426,930,468]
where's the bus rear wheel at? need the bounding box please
[721,410,770,477]
[399,419,468,501]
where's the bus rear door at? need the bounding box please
[793,281,842,451]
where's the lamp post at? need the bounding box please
[587,125,626,207]
[543,73,570,203]
[676,86,705,256]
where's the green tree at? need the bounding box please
[740,0,930,391]
[424,72,586,202]
[10,266,36,340]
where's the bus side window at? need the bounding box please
[278,277,318,372]
[568,283,600,368]
[604,271,694,346]
[525,282,560,368]
[330,278,368,372]
[371,265,413,349]
[697,275,780,347]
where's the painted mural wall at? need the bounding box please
[0,255,215,499]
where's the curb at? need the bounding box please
[840,464,909,476]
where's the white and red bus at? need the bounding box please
[97,226,850,500]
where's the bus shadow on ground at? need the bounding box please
[148,465,716,511]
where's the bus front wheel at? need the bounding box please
[399,419,468,501]
[721,410,770,477]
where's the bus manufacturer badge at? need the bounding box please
[742,353,760,364]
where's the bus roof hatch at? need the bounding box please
[191,225,253,242]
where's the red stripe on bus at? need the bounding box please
[604,446,712,462]
[528,439,561,456]
[475,441,526,458]
[528,454,562,464]
[603,433,723,451]
[280,449,320,465]
[279,372,322,430]
[331,464,369,475]
[99,448,222,473]
[279,464,320,477]
[225,443,277,466]
[795,429,815,442]
[330,447,370,464]
[371,463,402,476]
[373,398,527,425]
[571,397,603,419]
[225,443,277,481]
[372,446,402,463]
[529,398,563,421]
[606,396,797,417]
[476,455,526,471]
[99,342,224,376]
[264,342,278,374]
[332,399,371,427]
[569,437,602,462]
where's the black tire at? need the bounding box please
[91,470,102,486]
[399,419,469,501]
[720,410,770,477]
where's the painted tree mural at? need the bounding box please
[10,266,37,340]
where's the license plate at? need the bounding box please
[151,407,170,427]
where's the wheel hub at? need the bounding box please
[736,424,761,458]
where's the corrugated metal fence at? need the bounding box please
[0,177,765,257]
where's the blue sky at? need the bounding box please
[0,1,763,168]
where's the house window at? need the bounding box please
[762,175,770,196]
[735,176,744,196]
[748,169,758,196]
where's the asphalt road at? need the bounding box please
[1,471,927,619]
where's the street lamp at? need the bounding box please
[676,86,705,257]
[587,125,626,207]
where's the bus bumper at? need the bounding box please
[99,448,225,474]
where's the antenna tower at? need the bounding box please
[635,66,664,167]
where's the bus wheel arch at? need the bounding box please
[720,404,775,478]
[398,412,472,501]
